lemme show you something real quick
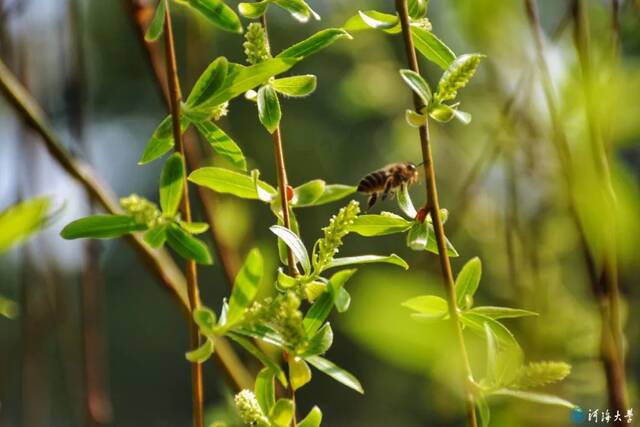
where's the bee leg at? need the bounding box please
[381,177,394,201]
[366,193,378,210]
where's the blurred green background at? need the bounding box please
[0,0,639,426]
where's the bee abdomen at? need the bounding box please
[357,170,388,193]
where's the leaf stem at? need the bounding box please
[524,0,627,412]
[162,2,205,426]
[394,1,478,426]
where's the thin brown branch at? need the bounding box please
[162,2,205,425]
[525,0,627,414]
[394,1,477,426]
[0,54,253,393]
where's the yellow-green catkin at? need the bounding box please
[120,194,161,227]
[513,361,571,389]
[234,389,270,426]
[313,200,360,270]
[244,23,271,65]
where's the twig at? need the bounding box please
[524,0,627,413]
[0,55,253,393]
[162,1,205,425]
[394,1,478,426]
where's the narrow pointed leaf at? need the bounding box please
[344,10,400,34]
[144,0,166,42]
[397,184,417,218]
[306,356,363,394]
[490,389,576,409]
[277,28,352,60]
[349,214,412,236]
[166,222,212,264]
[298,406,322,427]
[324,254,408,271]
[186,57,228,107]
[302,323,333,357]
[455,257,482,309]
[272,75,317,97]
[335,287,351,313]
[273,0,314,23]
[193,121,246,170]
[269,225,310,273]
[178,221,209,234]
[257,84,281,134]
[304,269,356,335]
[61,215,146,240]
[227,332,287,385]
[227,248,263,326]
[187,0,242,33]
[411,27,455,70]
[160,153,185,216]
[292,179,325,207]
[311,184,356,206]
[469,306,538,320]
[254,368,276,414]
[0,197,50,252]
[143,224,168,248]
[139,115,190,165]
[189,167,275,199]
[399,69,432,105]
[424,223,458,256]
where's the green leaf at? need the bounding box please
[429,103,455,123]
[298,406,322,427]
[408,0,428,19]
[185,338,214,363]
[289,357,312,391]
[397,183,417,218]
[166,222,213,264]
[189,167,275,199]
[406,221,429,251]
[186,57,229,107]
[424,224,458,257]
[410,27,456,70]
[303,323,333,356]
[275,208,300,267]
[160,153,185,216]
[178,220,209,234]
[257,85,281,134]
[484,322,498,385]
[139,115,190,165]
[227,248,263,326]
[453,109,472,124]
[455,257,482,309]
[277,28,351,60]
[143,224,168,248]
[254,368,276,414]
[325,254,408,271]
[238,0,270,19]
[193,121,246,170]
[227,333,287,386]
[269,225,311,273]
[234,324,287,349]
[349,213,412,236]
[273,0,317,23]
[311,185,357,206]
[251,170,277,203]
[344,10,400,34]
[186,0,242,33]
[399,69,432,106]
[270,399,295,427]
[61,215,146,240]
[405,109,428,128]
[292,179,325,207]
[461,312,520,349]
[436,53,484,102]
[193,306,217,336]
[303,269,356,335]
[144,0,166,42]
[335,287,351,313]
[198,58,298,110]
[401,295,448,320]
[272,75,317,97]
[0,197,50,253]
[469,306,538,320]
[0,294,19,319]
[490,389,576,409]
[305,356,363,394]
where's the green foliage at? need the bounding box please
[238,0,318,22]
[189,167,275,199]
[277,29,352,60]
[61,215,146,239]
[257,84,282,133]
[289,357,312,390]
[435,53,484,102]
[166,222,213,264]
[144,0,166,42]
[185,338,215,362]
[410,27,455,70]
[401,295,448,320]
[306,356,363,394]
[0,197,50,253]
[227,249,263,327]
[186,0,242,34]
[455,256,481,309]
[298,406,322,427]
[0,294,19,319]
[159,152,185,216]
[193,121,246,170]
[399,69,432,106]
[271,75,317,97]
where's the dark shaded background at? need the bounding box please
[1,0,639,426]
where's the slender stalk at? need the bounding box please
[0,54,253,392]
[394,1,477,426]
[258,12,297,426]
[524,0,627,413]
[162,2,204,425]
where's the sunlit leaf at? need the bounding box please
[166,222,213,264]
[406,221,429,251]
[61,215,146,240]
[143,224,168,248]
[189,167,276,199]
[144,0,166,42]
[424,224,458,257]
[304,269,356,335]
[277,28,352,60]
[397,185,416,218]
[408,0,428,19]
[160,153,185,216]
[227,248,263,326]
[490,389,576,409]
[227,332,287,385]
[298,406,322,427]
[0,294,19,319]
[186,0,242,33]
[238,0,269,19]
[429,103,455,123]
[193,121,246,170]
[273,0,317,23]
[292,180,326,207]
[335,287,351,313]
[178,221,209,234]
[186,57,229,107]
[348,213,412,236]
[324,254,408,271]
[455,257,482,309]
[272,75,317,97]
[0,197,50,253]
[405,109,428,127]
[344,10,400,34]
[399,69,432,106]
[305,356,363,394]
[303,323,333,357]
[469,306,538,320]
[411,27,455,70]
[193,306,217,336]
[401,295,448,320]
[289,357,312,391]
[310,185,357,206]
[270,399,294,427]
[257,84,282,134]
[254,368,276,414]
[269,225,311,273]
[185,338,214,363]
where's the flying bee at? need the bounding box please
[357,162,419,209]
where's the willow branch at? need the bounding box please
[0,55,252,393]
[395,1,477,426]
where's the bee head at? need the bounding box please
[406,163,417,172]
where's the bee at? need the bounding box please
[357,162,419,209]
